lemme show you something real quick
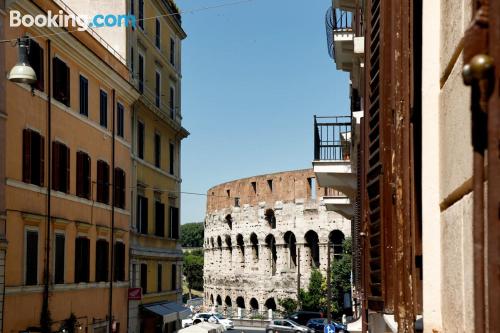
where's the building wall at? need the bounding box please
[125,0,188,332]
[2,0,138,331]
[204,169,350,313]
[422,0,475,332]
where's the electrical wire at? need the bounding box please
[130,187,242,199]
[0,0,257,44]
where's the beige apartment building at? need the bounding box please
[319,0,499,332]
[0,0,140,332]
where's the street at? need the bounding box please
[232,327,265,333]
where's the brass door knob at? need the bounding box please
[463,54,494,85]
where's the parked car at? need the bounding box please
[185,312,234,330]
[266,319,314,333]
[286,311,323,326]
[306,318,348,333]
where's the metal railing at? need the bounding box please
[314,116,352,161]
[325,6,354,59]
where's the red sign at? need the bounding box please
[128,288,142,300]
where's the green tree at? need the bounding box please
[184,251,204,299]
[299,269,325,311]
[329,238,352,319]
[180,222,204,248]
[278,297,299,315]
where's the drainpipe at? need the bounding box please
[108,89,116,333]
[40,39,52,333]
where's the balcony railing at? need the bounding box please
[314,116,352,161]
[325,6,354,59]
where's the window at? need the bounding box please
[169,206,179,239]
[79,75,88,116]
[155,201,165,237]
[95,239,109,282]
[52,142,70,193]
[137,195,148,234]
[170,38,175,66]
[54,233,65,284]
[169,87,175,119]
[140,263,147,294]
[155,19,161,48]
[74,237,90,283]
[307,177,317,200]
[22,129,44,186]
[53,57,70,106]
[130,0,134,15]
[157,264,162,292]
[154,133,161,168]
[137,121,145,159]
[155,71,161,107]
[96,160,110,204]
[117,103,124,138]
[171,263,177,290]
[100,90,108,128]
[28,40,44,91]
[138,53,144,93]
[25,230,38,285]
[76,151,91,199]
[267,179,273,192]
[138,0,144,29]
[169,143,174,175]
[114,242,125,281]
[114,168,126,209]
[251,181,257,194]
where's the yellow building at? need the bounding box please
[1,0,139,332]
[126,0,189,332]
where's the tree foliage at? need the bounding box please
[184,251,204,294]
[298,238,353,320]
[180,222,204,248]
[278,297,299,315]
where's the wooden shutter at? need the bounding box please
[65,145,70,193]
[39,135,45,186]
[74,237,82,283]
[54,234,65,284]
[170,207,179,239]
[85,154,91,199]
[364,0,388,311]
[95,240,109,282]
[140,196,148,234]
[76,152,83,197]
[114,242,125,282]
[23,129,31,183]
[104,162,109,203]
[155,202,165,237]
[25,230,38,285]
[52,142,60,191]
[488,3,500,331]
[140,263,147,294]
[97,161,103,202]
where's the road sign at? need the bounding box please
[324,324,336,333]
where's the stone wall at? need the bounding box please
[203,169,350,313]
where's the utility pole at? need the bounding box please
[327,241,331,324]
[297,247,301,310]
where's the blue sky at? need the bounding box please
[177,0,350,223]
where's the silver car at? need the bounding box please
[266,319,314,333]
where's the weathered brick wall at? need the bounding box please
[203,169,350,313]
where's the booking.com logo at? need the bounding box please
[9,10,136,31]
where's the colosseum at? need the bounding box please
[203,169,350,316]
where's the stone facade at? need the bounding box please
[203,169,350,313]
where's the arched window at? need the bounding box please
[236,296,245,309]
[225,214,233,230]
[216,295,222,306]
[250,233,259,262]
[237,234,245,263]
[284,231,297,269]
[305,230,320,268]
[225,296,232,307]
[250,298,259,311]
[265,234,277,276]
[265,209,276,229]
[264,298,277,311]
[329,230,345,258]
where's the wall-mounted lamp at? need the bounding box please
[8,36,37,84]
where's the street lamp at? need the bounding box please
[8,36,37,84]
